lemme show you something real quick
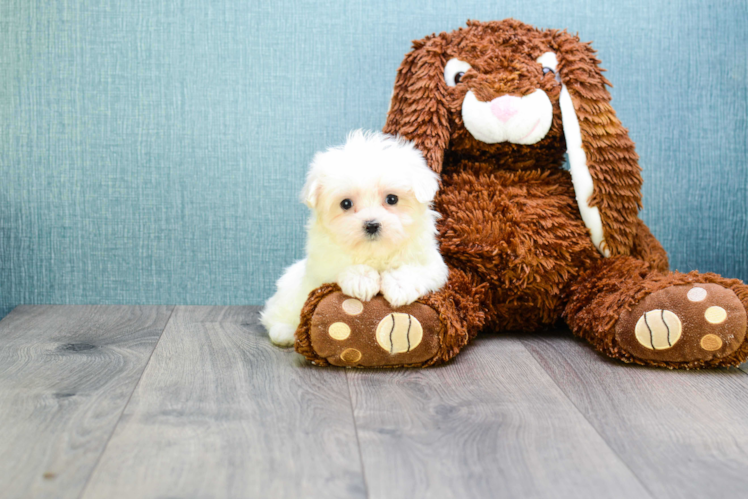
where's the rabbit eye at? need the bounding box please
[444,58,472,87]
[537,52,559,79]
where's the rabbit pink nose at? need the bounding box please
[490,96,520,122]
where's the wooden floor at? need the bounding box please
[1,306,748,498]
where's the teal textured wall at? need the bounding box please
[1,0,747,317]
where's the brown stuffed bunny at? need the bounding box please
[295,19,748,369]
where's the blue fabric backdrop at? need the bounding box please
[1,0,746,318]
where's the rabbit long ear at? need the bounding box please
[549,31,643,257]
[383,36,451,174]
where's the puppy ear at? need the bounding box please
[411,160,439,204]
[548,30,643,258]
[412,166,440,204]
[300,167,321,209]
[384,35,451,174]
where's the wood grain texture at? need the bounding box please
[522,331,748,498]
[82,306,366,498]
[347,333,650,498]
[0,305,172,499]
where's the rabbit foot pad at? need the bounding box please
[308,292,443,367]
[616,284,746,363]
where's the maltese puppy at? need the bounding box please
[261,130,449,347]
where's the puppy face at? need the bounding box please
[301,131,438,256]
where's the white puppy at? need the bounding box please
[261,130,449,347]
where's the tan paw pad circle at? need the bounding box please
[375,313,423,354]
[687,287,707,302]
[328,322,351,340]
[704,306,727,324]
[341,298,364,315]
[700,334,723,351]
[340,348,362,363]
[635,309,682,350]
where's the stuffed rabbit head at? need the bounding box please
[384,19,643,257]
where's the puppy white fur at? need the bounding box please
[261,130,449,347]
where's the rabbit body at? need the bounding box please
[294,19,748,369]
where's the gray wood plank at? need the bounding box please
[522,331,748,498]
[83,306,366,498]
[347,333,650,498]
[0,305,173,499]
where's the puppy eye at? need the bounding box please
[340,199,352,210]
[385,194,398,205]
[444,58,472,87]
[542,67,554,75]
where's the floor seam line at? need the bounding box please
[345,369,370,499]
[517,336,657,499]
[77,305,176,498]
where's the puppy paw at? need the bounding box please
[338,265,380,301]
[268,324,296,347]
[381,268,426,308]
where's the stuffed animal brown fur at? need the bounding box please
[295,19,748,369]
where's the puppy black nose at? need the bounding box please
[364,220,381,235]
